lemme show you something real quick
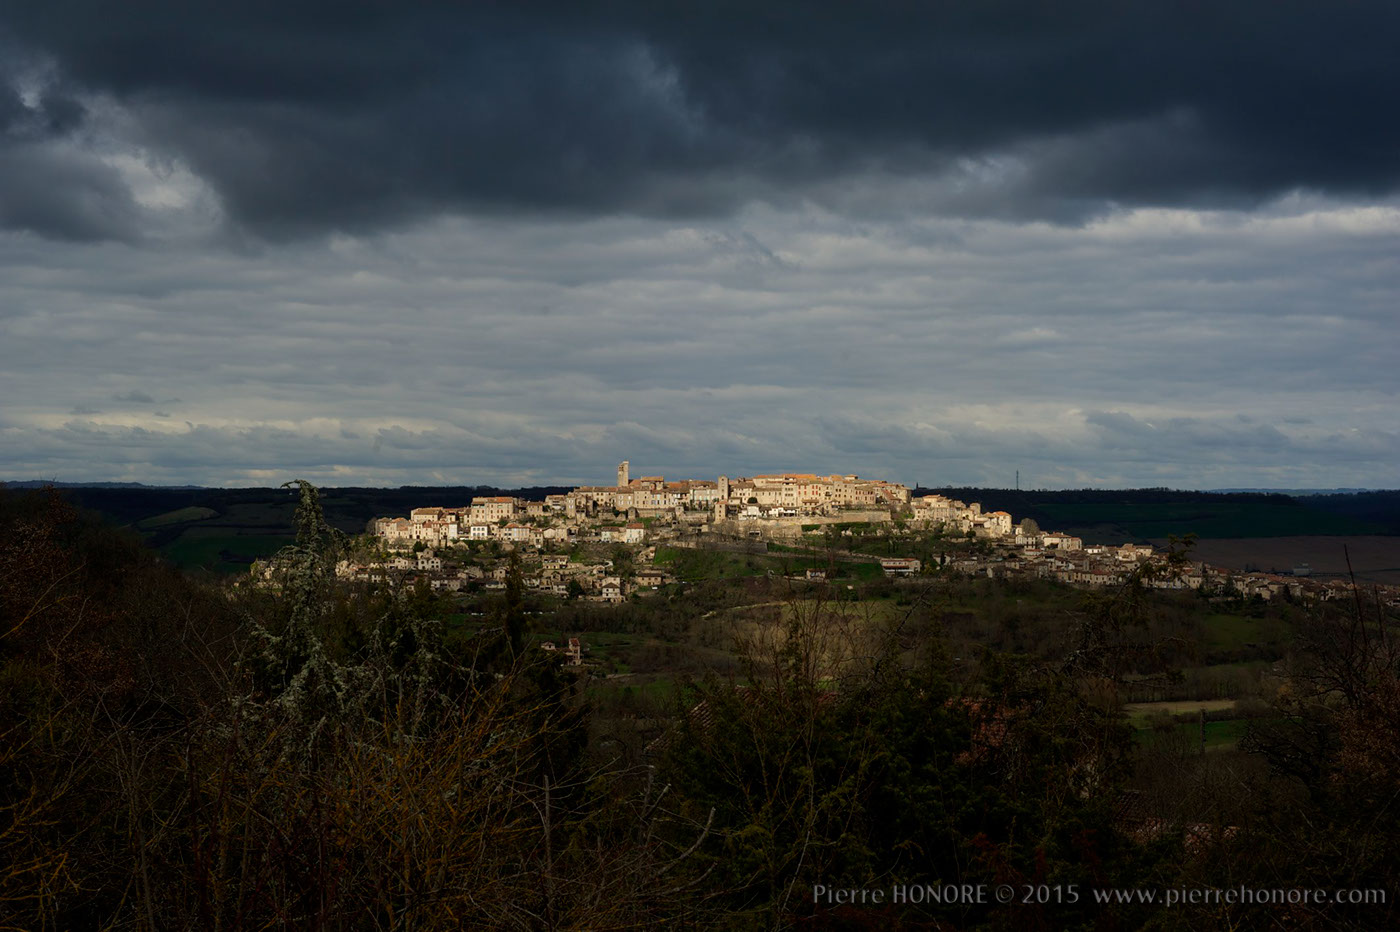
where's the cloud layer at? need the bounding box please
[3,2,1400,238]
[2,201,1396,487]
[1,5,1396,487]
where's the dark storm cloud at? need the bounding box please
[0,80,84,138]
[0,71,144,240]
[2,1,1398,237]
[0,145,143,240]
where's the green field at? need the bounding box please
[1134,718,1250,751]
[653,546,883,582]
[136,506,219,529]
[1200,612,1291,654]
[652,547,773,580]
[158,530,293,574]
[1124,699,1237,727]
[123,496,307,573]
[572,631,647,672]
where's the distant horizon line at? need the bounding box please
[3,478,1391,496]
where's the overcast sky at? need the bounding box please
[1,2,1397,489]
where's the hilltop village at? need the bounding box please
[324,461,1389,608]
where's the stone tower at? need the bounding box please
[617,460,630,489]
[718,475,730,501]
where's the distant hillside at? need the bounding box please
[917,487,1396,543]
[1206,487,1380,495]
[17,484,569,575]
[1297,490,1400,534]
[2,480,204,490]
[8,482,1397,573]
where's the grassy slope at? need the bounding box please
[160,531,292,575]
[1200,612,1291,654]
[136,506,219,528]
[1134,718,1249,751]
[653,546,883,582]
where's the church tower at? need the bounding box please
[617,460,630,489]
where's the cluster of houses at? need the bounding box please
[369,462,922,549]
[910,494,1014,536]
[365,466,1050,552]
[340,461,1400,608]
[590,461,913,517]
[332,548,673,602]
[924,536,1399,606]
[373,506,646,550]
